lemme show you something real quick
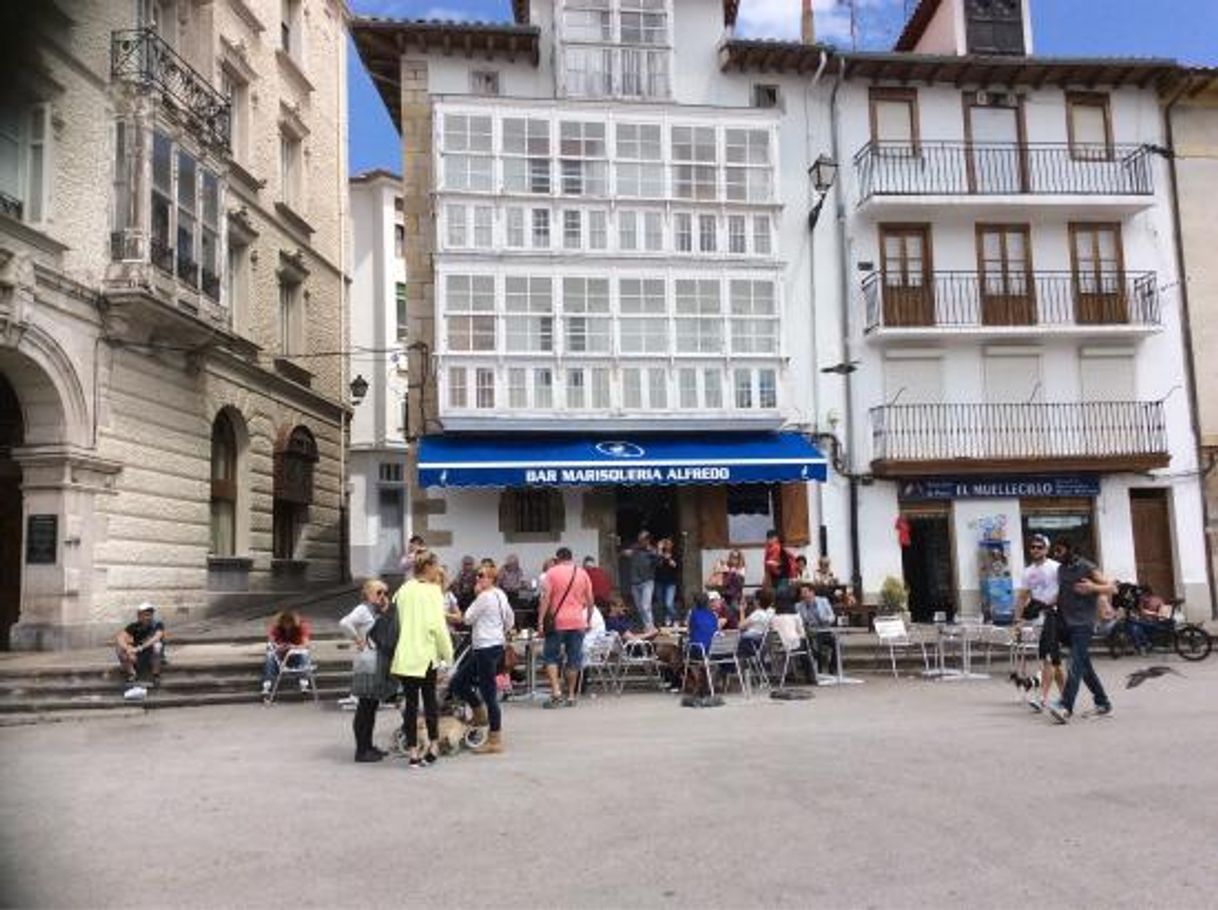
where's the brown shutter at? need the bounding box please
[696,486,729,548]
[779,482,811,547]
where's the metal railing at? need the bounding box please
[111,29,231,151]
[855,141,1154,200]
[862,271,1160,332]
[0,191,22,220]
[871,401,1167,464]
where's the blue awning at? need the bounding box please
[417,432,827,488]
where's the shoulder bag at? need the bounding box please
[543,567,578,635]
[496,590,518,675]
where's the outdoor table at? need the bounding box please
[813,624,865,686]
[512,630,550,702]
[919,622,990,680]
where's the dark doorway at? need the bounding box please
[616,485,679,593]
[901,511,955,622]
[0,371,23,650]
[1130,488,1176,599]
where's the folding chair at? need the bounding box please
[682,630,750,699]
[266,646,319,705]
[872,617,929,679]
[616,638,665,693]
[580,632,620,697]
[773,629,817,689]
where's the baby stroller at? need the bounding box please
[390,634,488,754]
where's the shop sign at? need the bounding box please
[899,475,1100,501]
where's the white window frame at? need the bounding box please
[503,117,552,195]
[442,113,494,192]
[559,120,608,197]
[444,273,496,353]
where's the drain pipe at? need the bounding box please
[828,55,864,605]
[806,48,829,556]
[1162,75,1218,618]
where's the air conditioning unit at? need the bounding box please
[975,90,1017,107]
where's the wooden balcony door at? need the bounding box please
[1071,223,1127,324]
[977,224,1034,325]
[880,224,934,327]
[964,94,1027,194]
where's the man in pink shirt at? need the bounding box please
[537,546,594,708]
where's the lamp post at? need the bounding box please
[349,373,369,406]
[807,154,839,230]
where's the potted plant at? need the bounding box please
[878,576,909,624]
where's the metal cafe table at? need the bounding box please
[813,623,867,686]
[919,619,991,681]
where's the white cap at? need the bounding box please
[137,601,156,613]
[707,591,723,602]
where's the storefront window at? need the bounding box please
[727,484,775,544]
[1020,498,1096,561]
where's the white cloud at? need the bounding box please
[736,0,903,47]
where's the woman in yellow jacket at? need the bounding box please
[391,550,454,768]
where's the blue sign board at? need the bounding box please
[898,475,1100,501]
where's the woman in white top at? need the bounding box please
[338,578,397,763]
[449,564,514,753]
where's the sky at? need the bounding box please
[346,0,1218,175]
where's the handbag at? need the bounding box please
[542,567,579,635]
[496,590,518,675]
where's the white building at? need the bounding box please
[351,0,1212,620]
[348,170,410,578]
[815,0,1211,618]
[352,1,832,597]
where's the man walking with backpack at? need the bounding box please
[537,547,595,709]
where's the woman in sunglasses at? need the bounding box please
[339,578,398,762]
[449,563,515,753]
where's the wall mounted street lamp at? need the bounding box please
[349,374,369,405]
[807,154,840,230]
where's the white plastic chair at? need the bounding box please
[873,617,929,679]
[581,632,620,696]
[266,646,319,705]
[682,630,750,699]
[616,638,665,693]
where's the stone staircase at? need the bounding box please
[0,634,357,723]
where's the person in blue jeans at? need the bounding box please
[653,537,680,626]
[1048,538,1116,723]
[622,531,659,630]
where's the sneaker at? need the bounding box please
[261,680,272,694]
[1084,703,1114,719]
[298,678,310,692]
[563,697,577,708]
[408,757,424,770]
[1048,701,1071,725]
[1026,696,1043,713]
[542,696,564,710]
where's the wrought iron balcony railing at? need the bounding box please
[871,401,1167,467]
[854,141,1154,200]
[111,29,231,151]
[862,271,1160,332]
[0,191,22,220]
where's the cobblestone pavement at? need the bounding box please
[2,659,1216,909]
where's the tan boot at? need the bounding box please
[473,730,503,754]
[471,704,489,727]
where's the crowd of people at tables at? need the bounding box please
[247,530,855,764]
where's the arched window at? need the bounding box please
[210,412,238,556]
[273,425,317,560]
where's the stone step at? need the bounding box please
[0,668,353,699]
[0,686,351,715]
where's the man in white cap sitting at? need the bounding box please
[115,603,166,686]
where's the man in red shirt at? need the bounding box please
[583,556,612,608]
[537,547,595,708]
[764,529,794,595]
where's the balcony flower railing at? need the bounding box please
[862,271,1160,332]
[111,28,231,151]
[870,401,1167,464]
[854,141,1154,200]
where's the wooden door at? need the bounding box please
[1130,489,1176,600]
[977,224,1034,325]
[880,225,934,327]
[964,96,1027,194]
[1071,223,1127,324]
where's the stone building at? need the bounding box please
[0,0,350,649]
[1167,68,1218,616]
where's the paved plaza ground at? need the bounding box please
[2,659,1217,909]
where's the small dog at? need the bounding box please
[418,715,468,754]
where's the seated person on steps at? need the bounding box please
[115,602,165,686]
[261,609,312,699]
